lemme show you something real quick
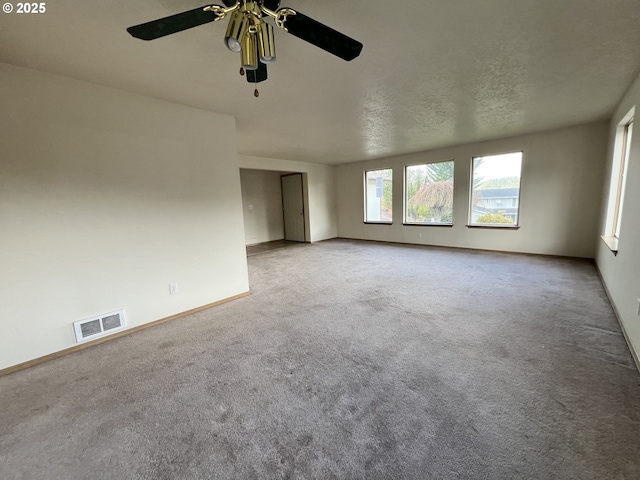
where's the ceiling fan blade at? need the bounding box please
[263,0,280,11]
[246,62,268,83]
[279,10,363,61]
[127,5,220,41]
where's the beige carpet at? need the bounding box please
[1,239,639,479]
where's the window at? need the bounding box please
[614,119,633,238]
[405,160,454,224]
[365,169,393,223]
[469,152,522,227]
[603,108,634,252]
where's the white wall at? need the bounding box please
[596,71,640,363]
[238,155,337,242]
[240,169,284,245]
[336,122,608,258]
[0,63,249,370]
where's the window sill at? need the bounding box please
[466,225,520,230]
[601,235,619,255]
[364,222,393,225]
[403,223,453,228]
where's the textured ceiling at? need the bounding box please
[1,0,639,165]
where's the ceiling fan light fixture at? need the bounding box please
[224,9,248,53]
[127,1,364,90]
[241,32,259,70]
[257,22,276,63]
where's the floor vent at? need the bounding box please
[73,309,126,343]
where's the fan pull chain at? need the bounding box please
[254,68,259,97]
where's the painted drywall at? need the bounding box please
[0,63,249,370]
[237,155,337,242]
[336,122,608,258]
[595,71,640,363]
[240,169,285,245]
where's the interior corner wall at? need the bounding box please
[596,71,640,363]
[237,155,337,242]
[239,169,285,245]
[0,63,249,370]
[336,121,608,258]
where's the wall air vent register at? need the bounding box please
[73,309,126,343]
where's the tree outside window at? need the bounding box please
[405,161,454,224]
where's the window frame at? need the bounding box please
[403,159,455,226]
[602,107,635,254]
[613,119,633,238]
[467,151,523,229]
[363,168,393,224]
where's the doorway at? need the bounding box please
[281,173,306,242]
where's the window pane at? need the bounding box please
[365,169,392,222]
[470,152,522,226]
[614,120,633,238]
[405,161,454,224]
[604,109,634,246]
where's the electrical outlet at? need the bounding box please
[170,283,178,295]
[637,298,640,316]
[417,232,422,239]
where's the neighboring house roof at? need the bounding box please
[476,188,519,198]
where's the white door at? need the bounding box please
[281,173,306,242]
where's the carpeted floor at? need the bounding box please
[246,239,306,257]
[1,239,640,479]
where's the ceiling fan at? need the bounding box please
[127,1,363,94]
